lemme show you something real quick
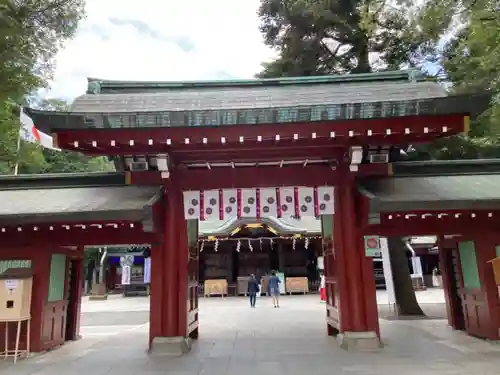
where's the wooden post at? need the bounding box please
[149,183,191,355]
[333,177,381,349]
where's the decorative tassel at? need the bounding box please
[270,238,274,249]
[292,237,296,251]
[304,237,310,250]
[236,240,241,252]
[248,239,253,252]
[259,238,263,251]
[200,240,205,252]
[214,239,219,252]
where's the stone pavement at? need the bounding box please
[2,293,500,375]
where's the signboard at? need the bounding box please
[364,236,381,257]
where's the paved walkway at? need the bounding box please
[2,293,500,375]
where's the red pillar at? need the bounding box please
[30,249,51,352]
[149,182,190,352]
[333,176,380,348]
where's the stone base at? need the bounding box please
[89,294,108,301]
[336,331,382,351]
[150,336,192,356]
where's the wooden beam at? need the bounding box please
[127,163,390,188]
[173,165,338,190]
[53,114,466,155]
[0,222,160,247]
[364,211,500,236]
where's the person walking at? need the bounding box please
[268,271,281,308]
[247,274,259,308]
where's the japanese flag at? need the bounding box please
[20,109,60,150]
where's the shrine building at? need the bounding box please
[1,70,500,355]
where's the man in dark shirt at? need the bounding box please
[247,274,259,308]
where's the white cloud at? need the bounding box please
[45,0,276,101]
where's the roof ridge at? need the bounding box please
[87,70,423,91]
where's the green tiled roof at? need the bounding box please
[359,174,500,213]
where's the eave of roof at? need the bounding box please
[27,93,490,133]
[359,173,500,213]
[0,172,162,226]
[0,172,126,190]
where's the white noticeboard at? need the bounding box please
[380,237,396,311]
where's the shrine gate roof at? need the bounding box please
[27,70,490,132]
[0,173,161,225]
[359,159,500,213]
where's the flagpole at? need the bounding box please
[13,125,22,175]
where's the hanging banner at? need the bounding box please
[259,188,278,217]
[121,265,131,285]
[143,257,151,284]
[120,255,134,285]
[182,186,335,220]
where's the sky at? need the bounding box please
[45,0,276,101]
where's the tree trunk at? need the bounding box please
[388,237,425,316]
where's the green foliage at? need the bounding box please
[0,0,85,102]
[257,0,455,77]
[257,0,500,160]
[0,1,106,175]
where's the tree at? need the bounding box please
[0,1,91,174]
[257,0,455,77]
[0,0,85,102]
[405,0,500,159]
[256,0,476,316]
